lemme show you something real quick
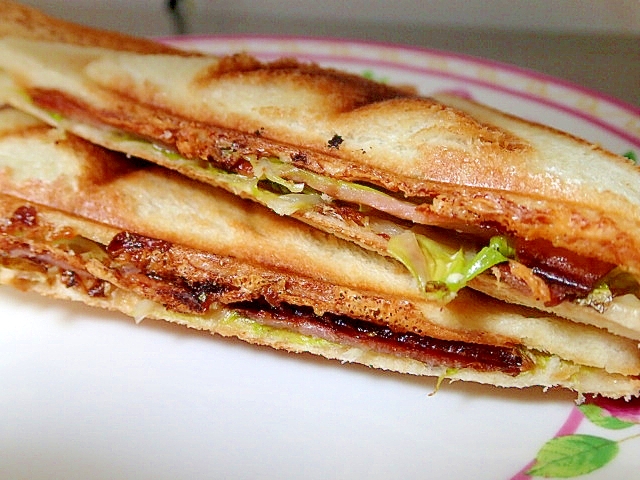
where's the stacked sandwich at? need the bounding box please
[0,0,639,398]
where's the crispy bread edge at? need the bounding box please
[2,266,639,400]
[0,0,194,55]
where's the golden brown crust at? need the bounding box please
[6,97,637,343]
[3,261,639,398]
[0,0,193,55]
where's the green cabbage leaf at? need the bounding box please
[387,231,513,299]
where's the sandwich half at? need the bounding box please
[0,104,639,398]
[0,2,638,344]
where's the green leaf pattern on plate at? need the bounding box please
[526,434,619,478]
[524,403,640,478]
[577,404,636,430]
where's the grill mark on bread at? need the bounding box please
[0,119,50,141]
[28,88,526,200]
[192,53,264,81]
[192,55,412,113]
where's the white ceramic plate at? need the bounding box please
[1,36,639,480]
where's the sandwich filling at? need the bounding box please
[25,87,634,311]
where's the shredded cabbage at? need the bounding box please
[246,157,427,223]
[249,157,305,193]
[576,284,613,313]
[132,299,156,324]
[459,236,515,286]
[577,268,640,312]
[52,235,109,261]
[623,150,637,164]
[388,231,513,298]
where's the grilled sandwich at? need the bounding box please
[1,105,639,397]
[0,2,639,398]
